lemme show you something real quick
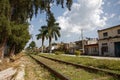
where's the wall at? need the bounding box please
[98,38,120,56]
[98,26,120,39]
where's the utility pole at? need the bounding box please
[81,29,84,53]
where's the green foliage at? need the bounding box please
[65,50,70,54]
[46,12,61,41]
[38,54,116,80]
[75,50,81,56]
[0,0,10,18]
[36,26,48,47]
[46,12,61,53]
[0,0,73,58]
[54,51,64,55]
[7,22,30,54]
[41,54,120,74]
[37,12,61,53]
[29,41,36,49]
[0,15,11,37]
[9,0,72,22]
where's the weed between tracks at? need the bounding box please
[24,55,58,80]
[40,54,120,74]
[33,55,116,80]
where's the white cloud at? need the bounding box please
[29,25,34,34]
[104,13,116,20]
[109,13,116,19]
[57,0,107,37]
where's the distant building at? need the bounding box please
[84,43,99,56]
[75,40,87,54]
[75,38,98,55]
[98,25,120,57]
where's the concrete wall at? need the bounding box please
[85,45,99,55]
[98,26,120,39]
[98,26,120,56]
[98,37,120,56]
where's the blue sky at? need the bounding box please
[27,0,120,48]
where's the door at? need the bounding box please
[101,46,108,56]
[115,42,120,57]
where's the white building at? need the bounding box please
[98,25,120,57]
[84,38,99,55]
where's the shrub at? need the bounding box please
[54,51,64,55]
[65,50,69,54]
[74,50,81,56]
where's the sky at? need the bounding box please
[27,0,120,48]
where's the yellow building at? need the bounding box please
[98,25,120,57]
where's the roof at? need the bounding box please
[85,43,98,47]
[98,24,120,32]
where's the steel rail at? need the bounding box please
[40,55,120,78]
[29,55,70,80]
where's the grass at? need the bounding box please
[39,53,120,74]
[24,54,58,80]
[32,55,116,80]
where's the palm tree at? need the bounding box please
[46,12,61,53]
[36,26,48,53]
[47,23,61,53]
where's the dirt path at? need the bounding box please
[19,54,55,80]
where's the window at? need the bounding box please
[102,43,107,46]
[93,47,97,52]
[102,46,108,52]
[118,29,120,34]
[103,32,108,37]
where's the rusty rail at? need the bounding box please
[29,55,70,80]
[40,55,120,78]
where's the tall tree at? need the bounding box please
[0,0,11,61]
[36,26,48,53]
[8,23,30,57]
[0,0,72,61]
[46,12,61,53]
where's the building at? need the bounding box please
[84,44,99,56]
[84,38,99,55]
[75,38,98,55]
[98,25,120,57]
[75,40,87,54]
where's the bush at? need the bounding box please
[65,50,69,54]
[74,50,81,56]
[54,51,64,55]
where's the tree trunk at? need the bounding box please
[9,45,15,57]
[0,37,7,62]
[41,38,44,53]
[49,37,52,53]
[9,45,15,62]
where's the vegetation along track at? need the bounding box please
[39,55,120,79]
[30,54,117,80]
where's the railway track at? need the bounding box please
[39,55,120,79]
[29,54,117,80]
[29,55,70,80]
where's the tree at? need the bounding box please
[29,41,36,49]
[0,0,72,61]
[46,12,61,53]
[8,23,30,57]
[36,26,48,53]
[0,0,11,60]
